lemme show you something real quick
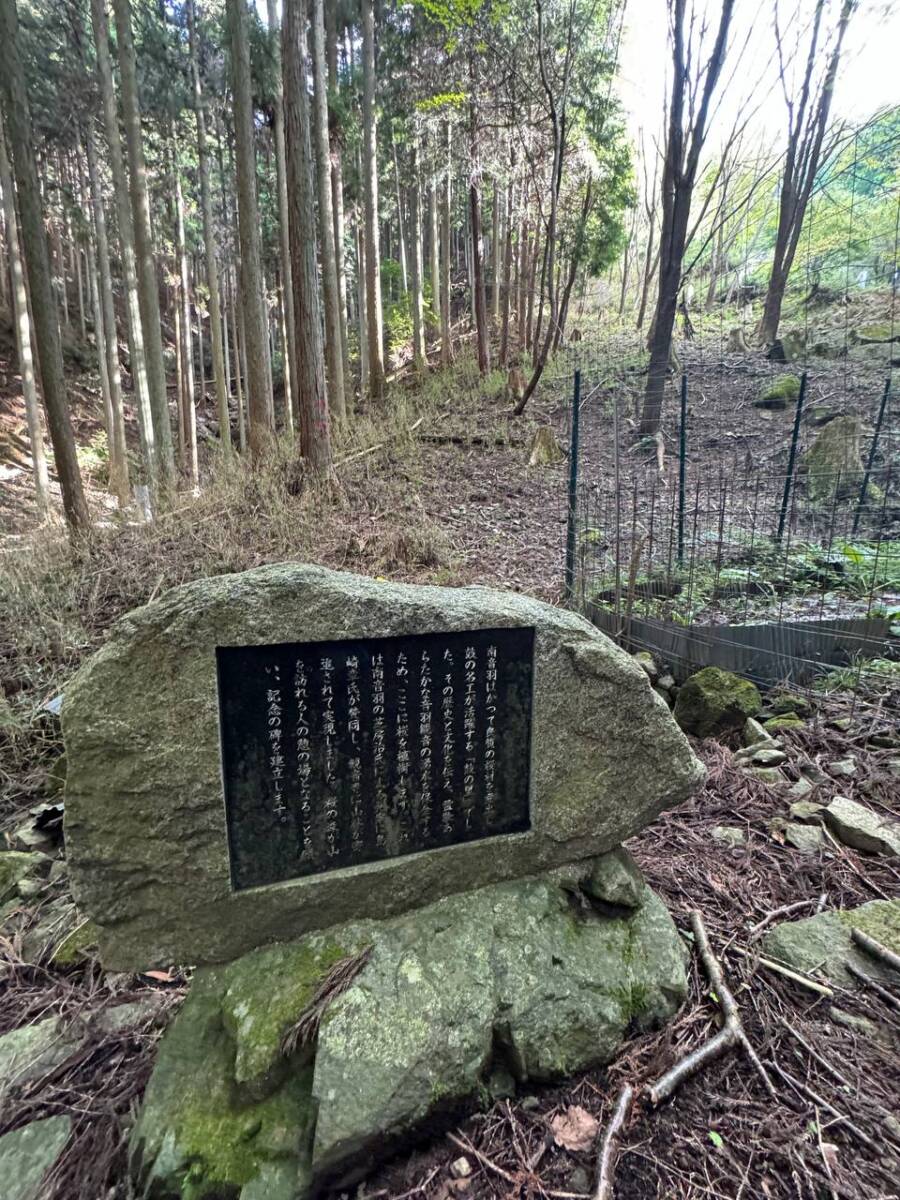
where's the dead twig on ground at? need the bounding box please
[851,928,900,976]
[771,1063,877,1152]
[778,1019,851,1089]
[748,898,823,940]
[843,962,900,1012]
[648,912,776,1104]
[733,947,835,998]
[446,1131,589,1199]
[592,1082,634,1200]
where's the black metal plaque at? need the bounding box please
[216,627,535,891]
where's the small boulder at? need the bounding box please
[131,869,688,1198]
[711,826,746,849]
[0,1116,72,1200]
[632,651,658,682]
[754,375,801,410]
[51,918,100,966]
[749,747,787,768]
[823,796,900,856]
[763,715,805,734]
[742,717,775,748]
[828,758,856,778]
[783,823,825,855]
[789,800,824,822]
[0,852,45,903]
[769,693,812,717]
[750,766,784,786]
[586,847,645,910]
[762,899,900,988]
[0,1000,160,1091]
[801,415,868,503]
[674,667,761,738]
[799,761,830,786]
[787,778,814,800]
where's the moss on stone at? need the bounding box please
[134,870,689,1197]
[51,918,99,966]
[219,938,356,1097]
[855,323,894,343]
[674,667,761,738]
[763,715,805,733]
[132,970,316,1200]
[763,900,900,990]
[754,374,801,409]
[769,692,812,717]
[801,415,872,503]
[836,899,900,950]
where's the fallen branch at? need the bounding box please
[592,1083,634,1200]
[334,419,424,469]
[733,946,834,998]
[418,433,511,447]
[748,898,821,940]
[333,442,384,468]
[851,928,900,976]
[648,912,776,1104]
[844,961,900,1012]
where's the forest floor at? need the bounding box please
[0,306,898,1199]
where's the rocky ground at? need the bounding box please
[1,304,899,1199]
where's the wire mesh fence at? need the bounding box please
[553,313,898,728]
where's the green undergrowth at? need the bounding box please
[814,656,900,697]
[586,535,900,627]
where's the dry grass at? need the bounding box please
[0,387,463,824]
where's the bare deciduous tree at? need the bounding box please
[758,0,855,344]
[638,0,736,438]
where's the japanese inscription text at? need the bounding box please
[216,627,534,890]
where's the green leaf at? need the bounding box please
[708,1131,724,1149]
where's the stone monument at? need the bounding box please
[61,564,705,1198]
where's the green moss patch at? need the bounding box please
[754,374,801,409]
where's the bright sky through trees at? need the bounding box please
[619,0,900,145]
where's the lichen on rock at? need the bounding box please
[801,414,871,503]
[132,865,688,1199]
[762,899,900,989]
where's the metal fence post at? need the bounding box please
[564,369,582,602]
[852,376,891,536]
[677,373,687,567]
[775,370,808,544]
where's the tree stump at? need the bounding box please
[528,425,565,466]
